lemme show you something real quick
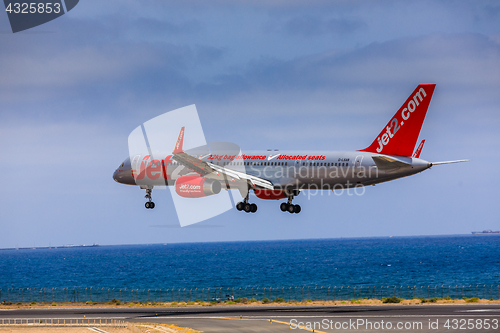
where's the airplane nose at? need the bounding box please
[113,168,135,185]
[113,170,120,182]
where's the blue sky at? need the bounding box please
[0,0,499,248]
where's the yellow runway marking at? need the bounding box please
[209,317,327,332]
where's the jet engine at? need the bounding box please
[175,176,221,198]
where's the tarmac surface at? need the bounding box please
[1,304,500,332]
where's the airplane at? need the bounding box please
[113,84,467,214]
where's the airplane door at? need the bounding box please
[354,155,364,168]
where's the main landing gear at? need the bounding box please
[144,187,155,209]
[236,194,257,213]
[280,196,301,214]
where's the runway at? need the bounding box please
[1,304,500,332]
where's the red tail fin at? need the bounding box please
[361,84,435,157]
[412,139,425,158]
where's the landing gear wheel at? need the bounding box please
[281,190,300,213]
[250,203,257,213]
[236,202,244,211]
[144,187,154,209]
[244,203,252,213]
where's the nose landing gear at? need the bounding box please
[144,187,155,209]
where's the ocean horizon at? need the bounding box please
[1,235,499,290]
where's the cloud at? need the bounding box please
[132,18,202,35]
[194,45,225,65]
[482,3,500,20]
[2,31,499,140]
[189,33,500,101]
[283,15,366,37]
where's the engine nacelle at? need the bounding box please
[175,176,221,198]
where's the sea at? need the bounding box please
[0,235,499,290]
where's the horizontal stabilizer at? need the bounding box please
[372,155,411,171]
[431,160,469,166]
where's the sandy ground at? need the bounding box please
[0,329,131,333]
[0,323,199,333]
[2,298,499,310]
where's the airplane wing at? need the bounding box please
[208,162,274,189]
[171,127,274,190]
[172,151,214,176]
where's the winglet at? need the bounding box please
[412,139,425,158]
[173,127,185,154]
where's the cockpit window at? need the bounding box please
[119,162,124,168]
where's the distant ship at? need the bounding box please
[472,230,500,235]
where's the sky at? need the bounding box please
[0,0,499,248]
